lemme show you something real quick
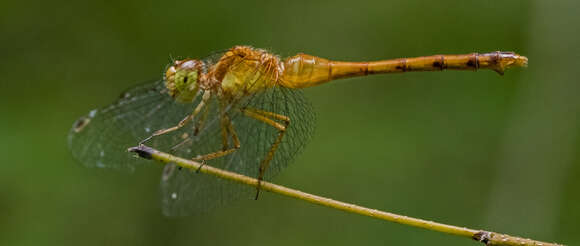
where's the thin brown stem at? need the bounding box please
[128,145,562,246]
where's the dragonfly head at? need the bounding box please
[165,59,202,103]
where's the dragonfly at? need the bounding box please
[68,46,528,216]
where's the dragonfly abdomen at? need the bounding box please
[280,54,372,89]
[367,52,528,75]
[278,52,528,89]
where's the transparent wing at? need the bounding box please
[200,50,227,70]
[67,80,198,171]
[69,53,315,216]
[160,85,315,216]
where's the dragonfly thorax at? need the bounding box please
[216,46,281,98]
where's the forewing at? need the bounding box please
[67,80,197,170]
[69,54,315,216]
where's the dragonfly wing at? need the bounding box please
[68,80,197,170]
[158,96,255,216]
[70,53,315,215]
[160,85,315,216]
[160,162,254,216]
[234,86,316,180]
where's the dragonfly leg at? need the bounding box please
[193,97,211,136]
[242,108,290,200]
[191,114,241,161]
[220,110,229,150]
[140,90,211,145]
[195,160,206,173]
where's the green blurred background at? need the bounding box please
[1,0,579,245]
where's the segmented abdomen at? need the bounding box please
[279,52,527,89]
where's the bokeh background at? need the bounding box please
[1,0,579,245]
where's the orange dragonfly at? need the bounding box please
[68,46,527,216]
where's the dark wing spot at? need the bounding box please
[119,92,131,99]
[72,117,91,133]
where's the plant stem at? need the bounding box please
[128,145,563,246]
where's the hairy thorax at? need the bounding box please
[216,46,281,98]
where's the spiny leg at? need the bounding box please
[192,114,239,173]
[192,114,241,162]
[193,96,211,136]
[246,108,291,122]
[191,101,240,163]
[140,90,212,145]
[220,109,229,150]
[242,108,290,200]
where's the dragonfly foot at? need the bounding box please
[196,160,206,173]
[255,180,262,200]
[139,135,153,146]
